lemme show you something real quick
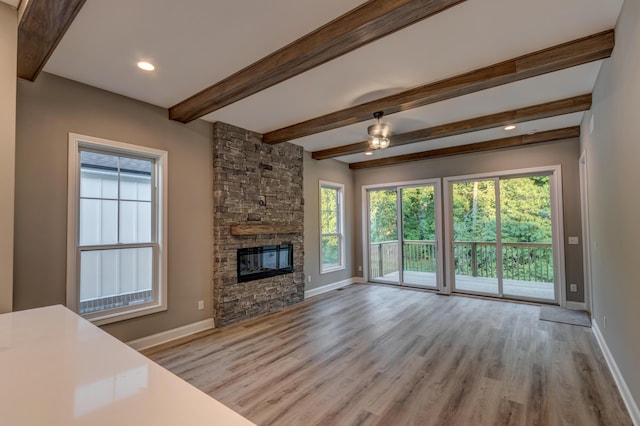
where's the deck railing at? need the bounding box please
[370,240,399,278]
[370,240,553,282]
[403,240,437,273]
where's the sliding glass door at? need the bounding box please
[500,175,555,301]
[450,179,500,295]
[401,186,438,288]
[367,181,442,290]
[368,188,399,284]
[445,169,559,303]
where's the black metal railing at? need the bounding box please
[370,240,553,282]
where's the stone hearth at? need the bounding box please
[212,122,304,326]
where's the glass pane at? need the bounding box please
[119,201,152,243]
[279,245,292,269]
[262,247,278,269]
[79,247,153,314]
[79,199,118,246]
[120,171,152,201]
[321,187,338,206]
[320,187,339,233]
[402,186,437,288]
[501,176,554,300]
[369,189,398,282]
[80,151,118,199]
[321,235,341,269]
[452,180,498,295]
[321,210,337,233]
[80,170,118,199]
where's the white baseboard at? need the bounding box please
[305,277,358,298]
[566,301,588,311]
[127,318,215,351]
[592,321,640,425]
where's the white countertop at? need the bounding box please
[0,305,255,426]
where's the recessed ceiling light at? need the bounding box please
[504,125,516,131]
[137,61,155,71]
[365,151,373,156]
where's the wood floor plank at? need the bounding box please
[146,284,633,426]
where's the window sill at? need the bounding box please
[320,265,346,275]
[84,302,167,326]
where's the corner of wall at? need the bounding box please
[0,2,17,313]
[302,154,356,291]
[582,0,640,413]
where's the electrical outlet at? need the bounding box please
[570,284,577,292]
[198,300,204,310]
[568,237,579,245]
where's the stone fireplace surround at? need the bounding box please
[212,122,304,326]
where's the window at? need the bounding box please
[66,134,168,325]
[319,181,345,273]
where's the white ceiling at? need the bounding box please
[0,0,20,8]
[43,0,624,164]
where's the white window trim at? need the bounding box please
[66,133,168,326]
[319,180,346,274]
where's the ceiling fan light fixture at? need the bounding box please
[368,111,391,150]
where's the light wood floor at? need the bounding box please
[145,284,632,426]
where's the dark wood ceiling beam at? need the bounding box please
[264,30,613,145]
[169,0,467,123]
[18,0,87,81]
[349,127,580,170]
[312,94,591,160]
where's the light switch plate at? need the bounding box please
[570,284,577,292]
[568,237,579,245]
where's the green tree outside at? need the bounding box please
[368,177,553,282]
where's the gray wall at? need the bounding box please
[580,0,640,409]
[14,73,214,342]
[303,151,355,290]
[353,139,584,302]
[0,3,17,313]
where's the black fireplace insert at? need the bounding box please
[237,244,293,283]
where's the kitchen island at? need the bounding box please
[0,305,254,426]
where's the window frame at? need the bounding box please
[66,133,168,325]
[319,180,345,274]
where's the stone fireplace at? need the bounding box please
[212,122,304,326]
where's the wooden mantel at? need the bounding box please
[230,224,303,236]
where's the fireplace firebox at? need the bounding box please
[237,244,293,283]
